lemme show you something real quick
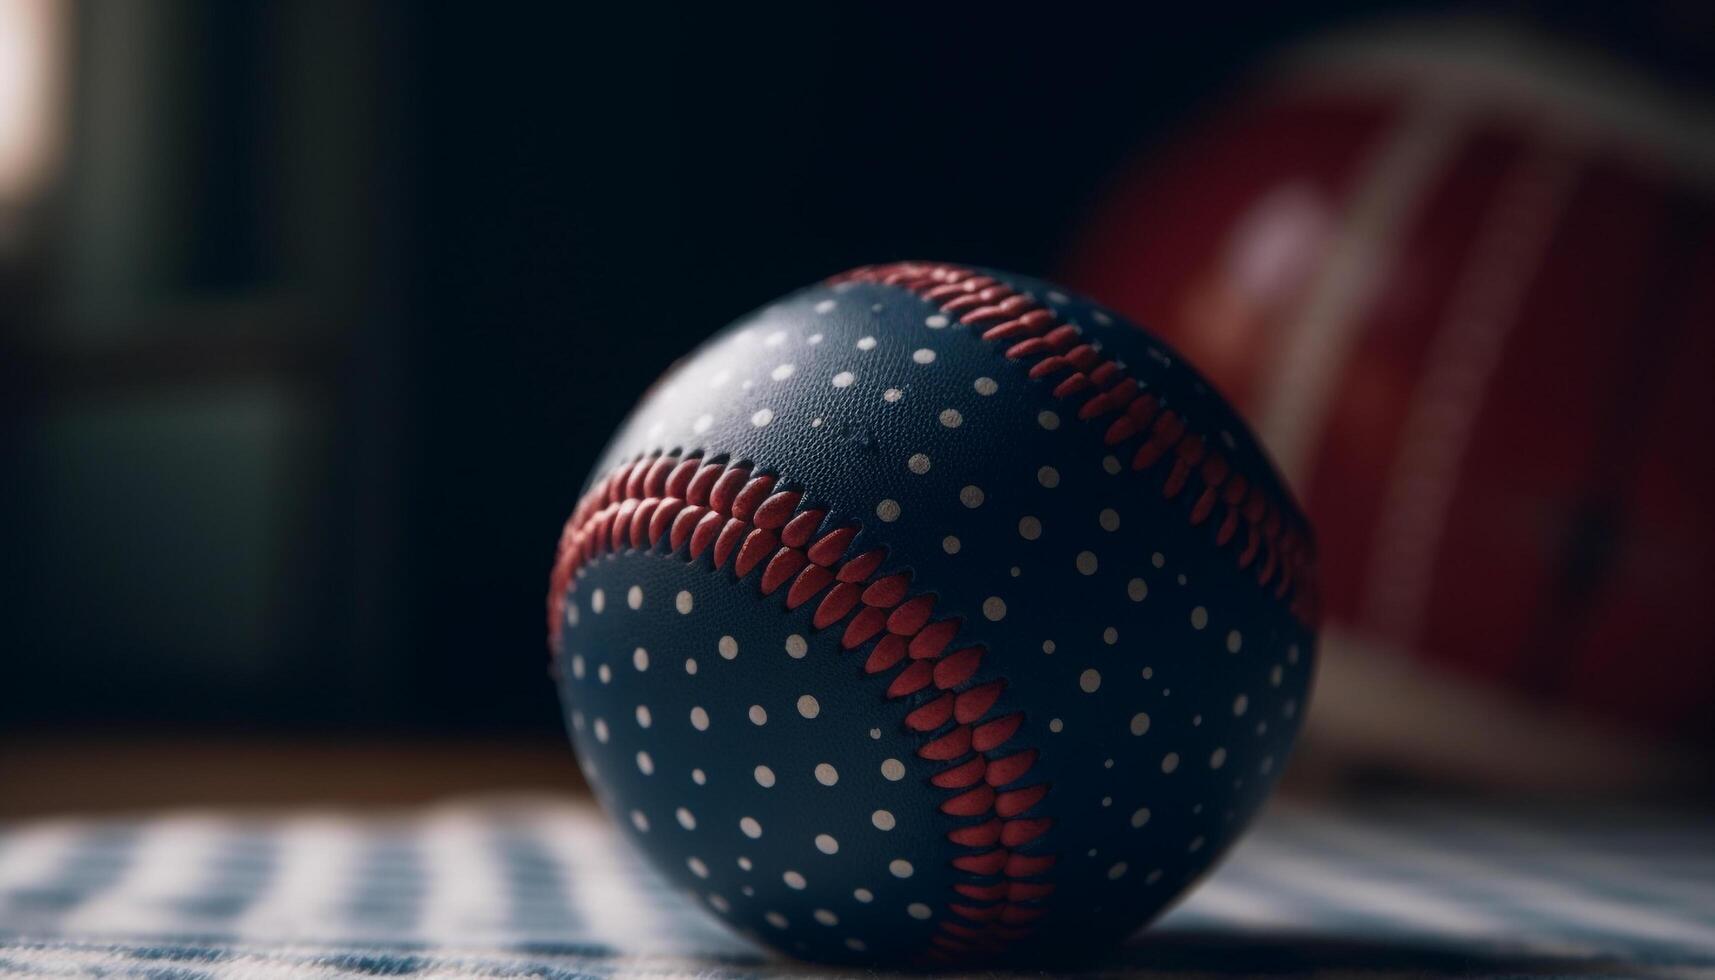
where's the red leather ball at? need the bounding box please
[1065,26,1715,745]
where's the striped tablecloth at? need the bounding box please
[1,795,1711,978]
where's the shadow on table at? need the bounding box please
[494,929,1694,978]
[1100,929,1693,978]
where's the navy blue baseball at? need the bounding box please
[547,263,1318,966]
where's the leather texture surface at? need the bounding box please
[551,265,1317,965]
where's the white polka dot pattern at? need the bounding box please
[546,263,1317,966]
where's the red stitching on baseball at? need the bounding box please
[548,451,1056,954]
[829,262,1318,626]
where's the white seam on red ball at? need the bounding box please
[547,451,1054,959]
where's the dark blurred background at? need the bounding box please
[3,2,1711,813]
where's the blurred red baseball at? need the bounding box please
[1065,24,1715,762]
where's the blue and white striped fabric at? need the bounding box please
[1,797,1711,977]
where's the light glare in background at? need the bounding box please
[0,0,66,209]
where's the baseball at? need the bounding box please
[1063,24,1715,764]
[547,262,1317,965]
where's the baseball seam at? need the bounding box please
[831,262,1318,626]
[548,450,1055,959]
